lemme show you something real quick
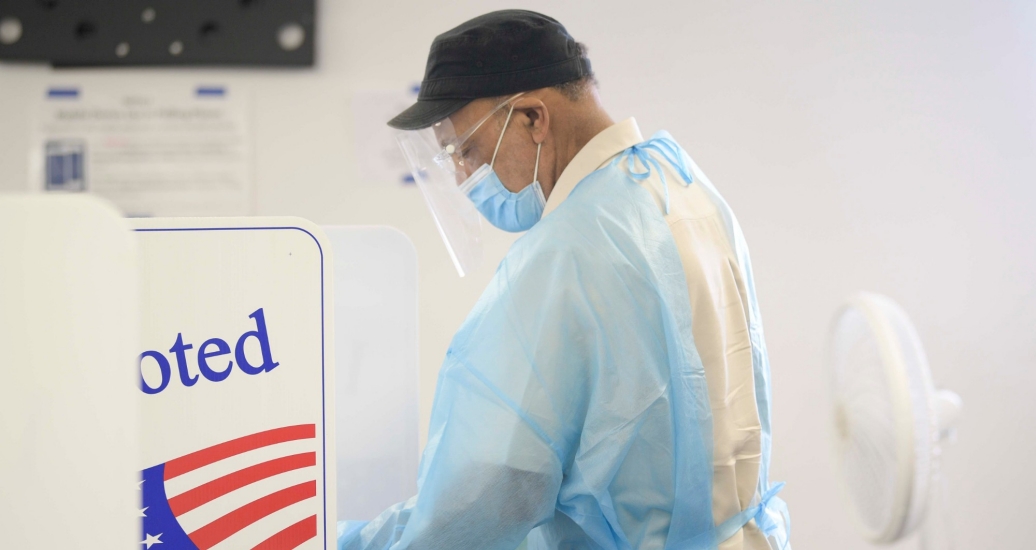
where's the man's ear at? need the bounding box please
[515,99,550,145]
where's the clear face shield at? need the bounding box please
[396,94,523,277]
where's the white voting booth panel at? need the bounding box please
[325,226,419,521]
[0,195,139,550]
[131,217,336,550]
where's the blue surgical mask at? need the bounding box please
[458,105,546,233]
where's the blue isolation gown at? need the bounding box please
[339,133,789,550]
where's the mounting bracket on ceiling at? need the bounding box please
[0,0,316,67]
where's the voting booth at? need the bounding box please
[1,195,420,549]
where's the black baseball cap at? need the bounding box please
[387,10,592,130]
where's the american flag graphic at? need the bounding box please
[140,424,322,549]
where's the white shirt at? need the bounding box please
[543,118,769,550]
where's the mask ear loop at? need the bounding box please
[490,102,543,190]
[533,142,541,183]
[489,104,516,168]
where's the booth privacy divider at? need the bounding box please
[0,195,140,549]
[326,226,419,522]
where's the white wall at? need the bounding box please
[2,1,1034,548]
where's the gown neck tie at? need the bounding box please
[615,136,694,215]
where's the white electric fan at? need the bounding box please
[827,292,962,548]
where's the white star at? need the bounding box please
[142,532,163,549]
[138,479,145,490]
[138,506,148,517]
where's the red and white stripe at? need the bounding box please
[163,424,322,549]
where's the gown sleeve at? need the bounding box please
[338,238,597,550]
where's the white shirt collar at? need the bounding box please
[542,117,644,218]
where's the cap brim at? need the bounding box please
[387,98,474,130]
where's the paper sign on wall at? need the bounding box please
[33,85,253,217]
[351,86,419,186]
[130,217,335,549]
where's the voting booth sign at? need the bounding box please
[131,218,335,550]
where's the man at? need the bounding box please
[339,10,790,550]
